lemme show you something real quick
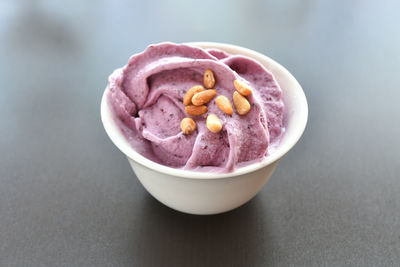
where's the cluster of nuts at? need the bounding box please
[180,69,253,135]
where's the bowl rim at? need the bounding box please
[101,42,308,179]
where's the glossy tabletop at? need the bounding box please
[0,1,399,266]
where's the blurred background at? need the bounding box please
[1,0,399,266]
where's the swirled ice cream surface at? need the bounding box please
[107,43,284,173]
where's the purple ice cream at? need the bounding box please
[107,43,284,173]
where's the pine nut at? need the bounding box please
[192,89,217,106]
[204,69,216,89]
[183,85,204,106]
[206,114,222,133]
[215,95,233,115]
[233,91,251,115]
[181,117,196,135]
[234,79,253,96]
[185,105,208,116]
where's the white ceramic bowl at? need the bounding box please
[101,42,308,215]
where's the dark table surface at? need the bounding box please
[1,1,400,266]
